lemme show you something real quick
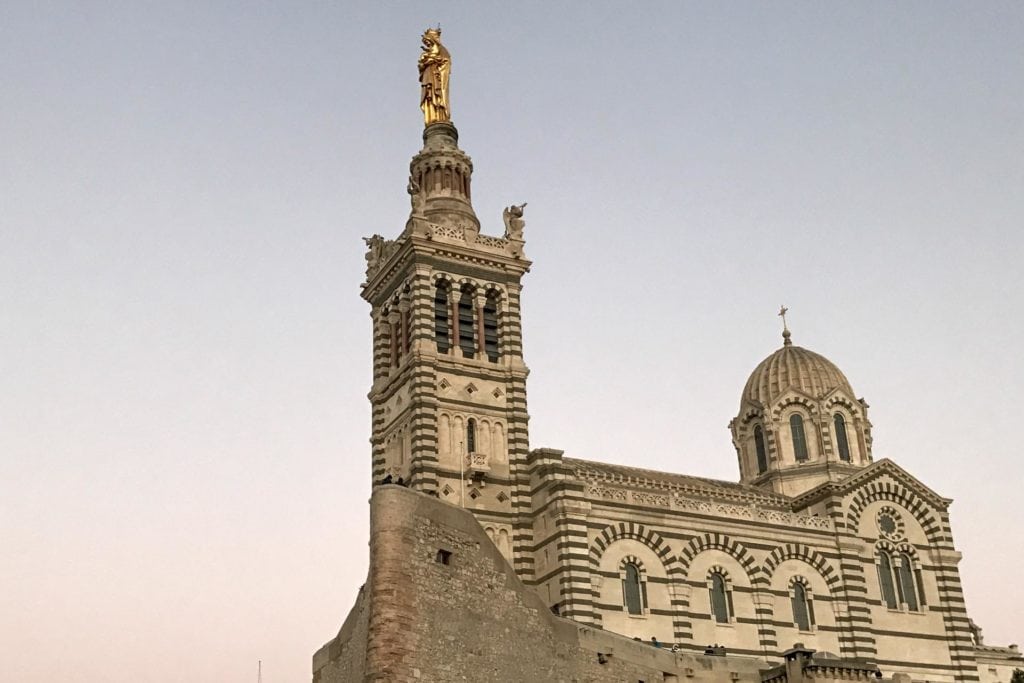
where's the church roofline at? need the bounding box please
[563,456,793,507]
[789,457,952,510]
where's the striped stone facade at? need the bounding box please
[350,119,1012,683]
[362,121,537,579]
[525,455,991,682]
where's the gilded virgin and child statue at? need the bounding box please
[418,27,451,125]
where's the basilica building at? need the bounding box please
[314,31,1020,683]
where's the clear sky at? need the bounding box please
[2,3,1022,681]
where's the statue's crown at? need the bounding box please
[424,26,441,40]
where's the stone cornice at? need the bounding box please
[566,458,790,507]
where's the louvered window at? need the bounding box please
[483,293,499,362]
[434,283,451,353]
[457,288,475,359]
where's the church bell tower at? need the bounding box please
[360,28,533,573]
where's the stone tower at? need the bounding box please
[360,117,534,576]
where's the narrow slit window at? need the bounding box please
[402,307,412,354]
[790,414,809,462]
[622,563,643,615]
[878,551,898,609]
[791,582,812,631]
[754,425,768,474]
[709,573,730,623]
[834,413,851,462]
[466,418,476,454]
[898,553,920,611]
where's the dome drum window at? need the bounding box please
[790,414,809,462]
[833,413,851,462]
[754,425,768,474]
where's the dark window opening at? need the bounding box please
[435,549,452,565]
[834,413,851,462]
[457,288,475,359]
[790,414,809,462]
[792,582,812,631]
[434,283,451,353]
[878,551,898,609]
[622,563,644,615]
[402,308,411,354]
[754,425,768,474]
[710,573,730,623]
[483,293,499,362]
[466,418,476,454]
[898,553,919,611]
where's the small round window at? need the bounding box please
[875,506,905,539]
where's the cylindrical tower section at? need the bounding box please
[409,122,479,230]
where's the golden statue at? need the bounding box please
[418,27,451,125]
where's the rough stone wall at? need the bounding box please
[313,584,370,682]
[313,485,769,683]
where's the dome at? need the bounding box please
[742,332,854,408]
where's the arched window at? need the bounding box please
[754,425,768,474]
[833,413,851,462]
[483,292,500,362]
[790,580,815,631]
[622,563,644,615]
[434,282,451,353]
[457,287,475,359]
[877,550,898,609]
[790,414,809,462]
[709,572,732,624]
[466,418,476,454]
[897,553,920,611]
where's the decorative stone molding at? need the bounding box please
[430,223,466,240]
[583,483,833,531]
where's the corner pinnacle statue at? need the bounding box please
[418,27,451,125]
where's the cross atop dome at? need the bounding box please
[778,305,792,346]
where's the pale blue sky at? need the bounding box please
[2,3,1023,681]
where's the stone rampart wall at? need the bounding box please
[314,485,769,683]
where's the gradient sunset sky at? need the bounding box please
[3,3,1023,681]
